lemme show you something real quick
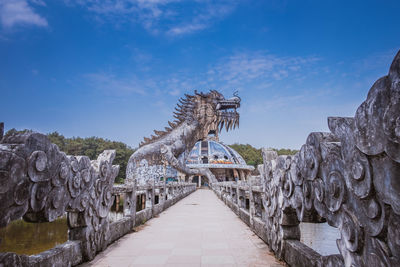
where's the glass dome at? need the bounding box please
[186,140,253,170]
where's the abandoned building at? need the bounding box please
[184,135,254,186]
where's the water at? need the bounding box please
[0,211,126,256]
[0,195,128,257]
[0,217,68,255]
[0,214,341,257]
[299,222,340,256]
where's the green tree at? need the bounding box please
[47,132,135,183]
[228,143,299,167]
[228,143,263,167]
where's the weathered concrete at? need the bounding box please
[126,90,241,185]
[0,129,196,266]
[212,50,400,267]
[81,189,284,267]
[2,49,400,266]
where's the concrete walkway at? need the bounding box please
[82,189,284,267]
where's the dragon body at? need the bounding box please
[126,90,241,185]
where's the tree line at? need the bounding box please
[47,132,135,184]
[4,128,298,181]
[228,143,298,167]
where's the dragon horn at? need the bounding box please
[173,111,184,117]
[195,90,206,97]
[168,121,176,128]
[174,107,183,113]
[179,98,188,104]
[154,130,164,136]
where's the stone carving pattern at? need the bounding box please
[259,50,400,266]
[0,131,119,263]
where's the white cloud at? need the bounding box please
[0,0,48,28]
[85,72,148,95]
[64,0,238,36]
[30,0,46,6]
[83,50,321,100]
[205,51,320,90]
[166,1,236,36]
[167,23,206,36]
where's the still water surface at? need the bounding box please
[0,217,68,255]
[0,214,340,257]
[300,222,341,255]
[0,200,123,255]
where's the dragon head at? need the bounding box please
[177,90,241,133]
[139,90,241,147]
[215,91,241,132]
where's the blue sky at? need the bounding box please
[1,0,399,149]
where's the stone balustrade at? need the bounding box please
[0,130,196,266]
[212,50,400,267]
[1,49,399,267]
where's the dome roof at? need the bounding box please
[186,140,254,170]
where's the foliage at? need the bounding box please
[228,143,298,167]
[228,144,263,167]
[3,128,32,139]
[3,128,298,180]
[274,148,299,156]
[47,132,135,183]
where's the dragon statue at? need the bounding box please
[126,90,241,185]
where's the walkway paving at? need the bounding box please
[82,189,284,267]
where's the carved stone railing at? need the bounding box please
[111,181,196,232]
[0,130,196,266]
[212,50,400,267]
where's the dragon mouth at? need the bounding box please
[216,96,240,132]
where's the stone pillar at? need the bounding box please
[162,162,167,204]
[123,180,137,228]
[145,184,153,210]
[151,180,155,215]
[249,179,255,228]
[198,176,201,188]
[236,183,240,214]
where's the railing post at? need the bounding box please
[162,161,167,205]
[249,179,255,229]
[229,184,233,204]
[145,184,152,211]
[151,180,155,215]
[162,178,167,204]
[236,182,240,214]
[123,179,137,225]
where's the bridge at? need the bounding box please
[82,189,282,267]
[0,50,400,267]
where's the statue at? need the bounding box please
[126,90,241,185]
